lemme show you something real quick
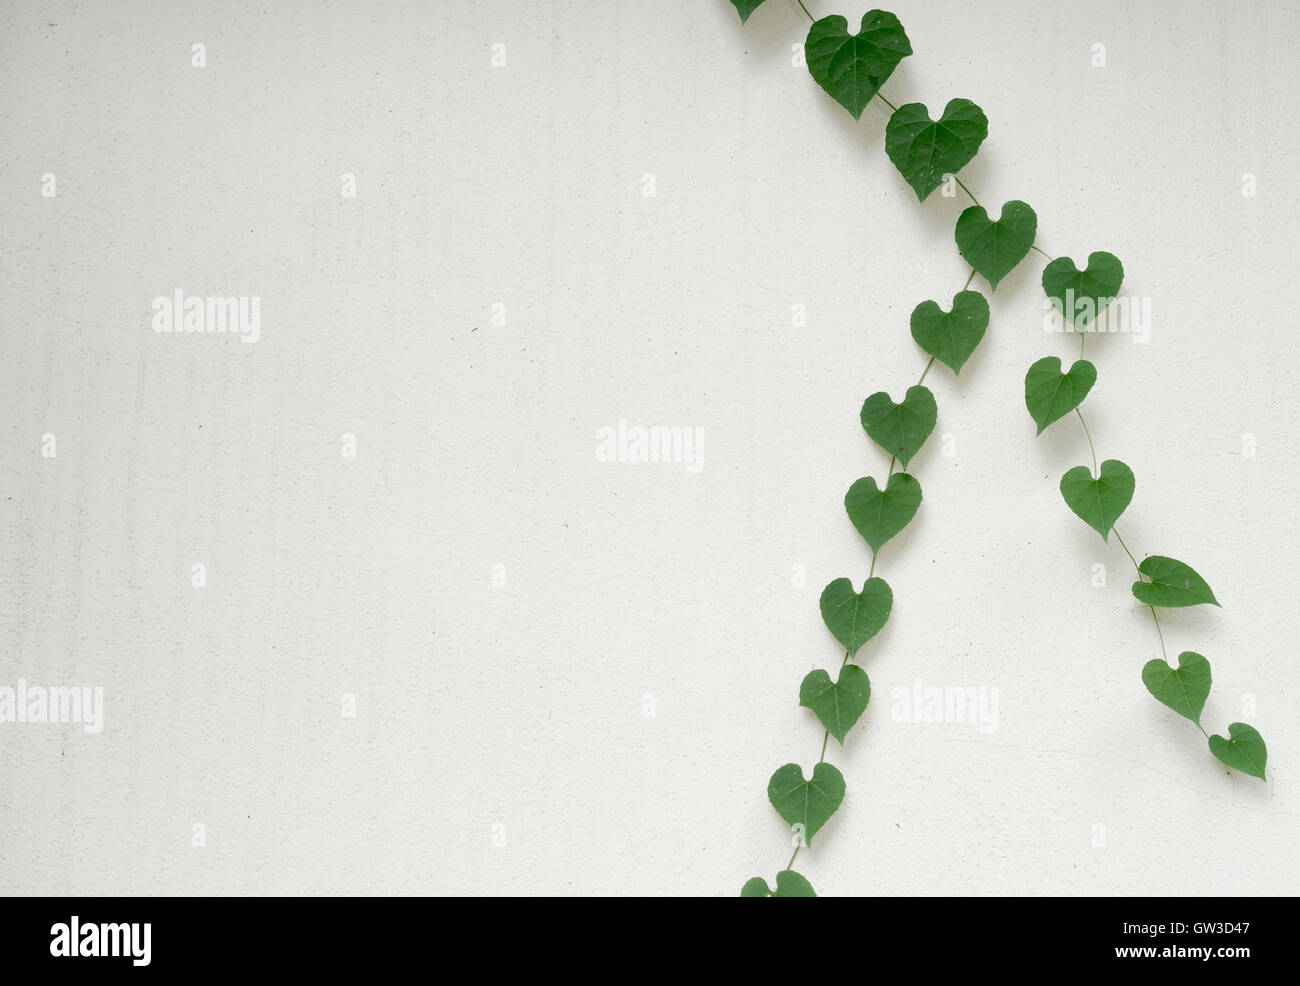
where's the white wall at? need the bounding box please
[1,0,1296,896]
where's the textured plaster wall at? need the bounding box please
[1,0,1297,895]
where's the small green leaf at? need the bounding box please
[800,664,871,744]
[845,472,922,554]
[909,290,989,375]
[860,385,937,470]
[804,12,912,120]
[1042,251,1124,330]
[1132,556,1220,608]
[1024,356,1097,435]
[1208,723,1267,781]
[885,99,988,201]
[739,870,817,897]
[954,201,1037,291]
[729,0,767,24]
[773,870,816,897]
[1142,651,1211,725]
[767,762,846,845]
[819,577,893,657]
[1059,459,1134,541]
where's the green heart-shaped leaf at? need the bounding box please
[860,385,937,470]
[1024,356,1097,435]
[729,0,767,23]
[740,870,817,897]
[909,290,989,375]
[845,472,922,554]
[1131,555,1220,608]
[1059,459,1134,541]
[1042,251,1124,330]
[1141,651,1211,725]
[819,577,893,658]
[767,762,846,845]
[884,99,988,201]
[954,201,1038,291]
[800,664,871,744]
[804,12,912,120]
[1208,723,1267,781]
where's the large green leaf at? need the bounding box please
[1132,555,1220,608]
[860,385,937,470]
[909,290,988,375]
[767,762,846,845]
[884,99,988,201]
[1059,459,1134,540]
[740,870,817,897]
[729,0,767,23]
[1042,251,1124,330]
[819,577,893,657]
[804,12,912,120]
[1024,356,1097,435]
[800,665,871,744]
[1142,651,1211,725]
[845,472,922,554]
[1208,723,1267,781]
[954,201,1037,291]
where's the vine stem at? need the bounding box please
[1115,529,1196,736]
[802,646,847,880]
[963,268,976,291]
[1144,602,1203,737]
[1030,244,1054,261]
[868,456,898,579]
[875,91,899,113]
[1149,604,1168,661]
[1112,527,1141,574]
[953,175,979,207]
[797,0,814,22]
[1075,408,1099,475]
[1076,416,1173,680]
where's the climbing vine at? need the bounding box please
[732,1,1268,898]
